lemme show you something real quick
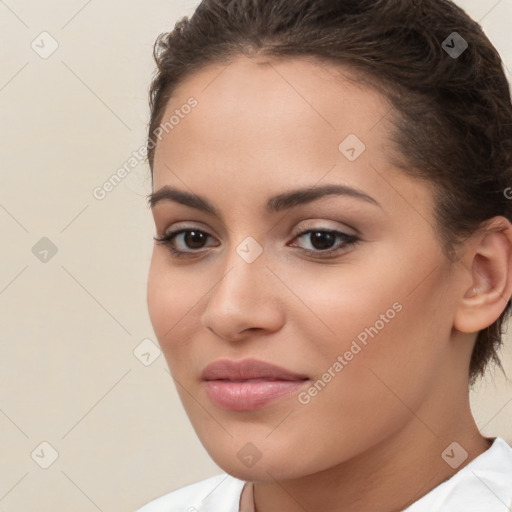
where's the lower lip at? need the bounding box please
[204,379,308,411]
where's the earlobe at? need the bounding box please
[454,217,512,334]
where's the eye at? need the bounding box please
[154,228,217,258]
[289,229,359,258]
[154,227,360,259]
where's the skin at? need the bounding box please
[146,55,512,512]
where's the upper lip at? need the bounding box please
[201,358,309,381]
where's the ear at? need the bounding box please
[454,216,512,334]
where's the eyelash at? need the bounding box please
[153,227,360,259]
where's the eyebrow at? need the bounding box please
[147,183,381,217]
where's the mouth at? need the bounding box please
[201,358,309,411]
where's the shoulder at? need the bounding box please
[135,473,247,512]
[405,436,512,512]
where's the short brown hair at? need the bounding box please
[146,0,512,385]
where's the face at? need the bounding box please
[147,56,468,481]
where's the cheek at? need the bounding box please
[284,258,410,357]
[295,256,452,415]
[146,252,204,359]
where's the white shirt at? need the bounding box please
[135,437,512,512]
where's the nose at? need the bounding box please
[200,244,285,342]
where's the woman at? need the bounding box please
[137,0,512,510]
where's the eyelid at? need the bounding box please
[158,219,356,242]
[159,221,213,237]
[291,219,359,238]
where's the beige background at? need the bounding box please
[0,0,511,510]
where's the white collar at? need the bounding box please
[403,437,512,511]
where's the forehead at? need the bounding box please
[153,55,397,170]
[151,55,425,214]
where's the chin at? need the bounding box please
[201,439,315,482]
[219,458,302,483]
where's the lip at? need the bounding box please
[201,358,309,411]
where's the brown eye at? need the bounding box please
[180,230,209,250]
[154,228,217,258]
[291,229,359,258]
